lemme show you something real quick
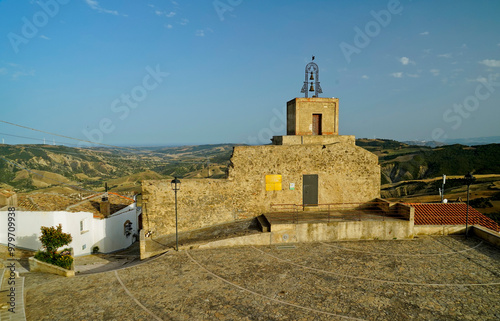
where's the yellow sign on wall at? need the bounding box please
[265,175,282,191]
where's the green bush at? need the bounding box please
[39,224,72,254]
[34,250,73,270]
[36,224,73,270]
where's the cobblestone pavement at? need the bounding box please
[24,236,500,320]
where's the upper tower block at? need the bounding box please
[272,57,346,146]
[286,97,339,136]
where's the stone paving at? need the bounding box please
[22,236,500,320]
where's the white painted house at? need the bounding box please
[0,195,141,256]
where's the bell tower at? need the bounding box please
[272,57,342,145]
[300,56,323,98]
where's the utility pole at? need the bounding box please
[441,174,446,202]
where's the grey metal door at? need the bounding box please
[303,174,318,206]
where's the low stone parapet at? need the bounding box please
[472,225,500,247]
[28,257,75,277]
[414,225,465,235]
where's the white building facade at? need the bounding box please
[0,204,140,256]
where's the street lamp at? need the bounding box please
[171,177,181,251]
[464,172,475,239]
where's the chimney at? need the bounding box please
[100,182,110,217]
[100,199,110,217]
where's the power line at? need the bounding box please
[0,131,78,146]
[0,120,235,163]
[0,119,144,152]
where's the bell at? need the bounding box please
[309,71,314,80]
[309,82,314,92]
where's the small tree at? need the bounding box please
[39,224,72,256]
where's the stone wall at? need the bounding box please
[286,98,339,135]
[142,140,380,237]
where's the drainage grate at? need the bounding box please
[276,245,297,250]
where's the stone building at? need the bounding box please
[0,190,17,210]
[141,60,380,238]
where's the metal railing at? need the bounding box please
[267,201,406,224]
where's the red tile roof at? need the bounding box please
[406,203,500,232]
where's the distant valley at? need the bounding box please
[1,140,500,222]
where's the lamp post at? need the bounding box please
[171,177,181,251]
[464,172,475,239]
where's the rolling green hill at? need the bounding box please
[356,139,500,184]
[0,144,236,193]
[1,140,499,195]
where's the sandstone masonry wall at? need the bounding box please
[142,140,380,237]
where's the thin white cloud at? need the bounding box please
[391,72,403,78]
[419,31,429,36]
[461,43,467,49]
[155,10,164,16]
[406,73,419,78]
[361,75,369,79]
[165,24,173,29]
[438,53,452,59]
[85,0,124,16]
[1,64,35,79]
[171,0,179,5]
[430,69,440,76]
[180,18,189,25]
[479,59,500,67]
[40,35,50,40]
[468,74,500,84]
[166,11,176,18]
[399,57,415,65]
[467,76,488,83]
[195,30,205,37]
[12,69,35,80]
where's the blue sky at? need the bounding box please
[0,0,499,146]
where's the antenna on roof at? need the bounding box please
[102,182,109,201]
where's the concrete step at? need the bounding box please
[257,215,271,232]
[0,265,27,320]
[0,268,4,288]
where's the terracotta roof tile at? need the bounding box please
[15,192,135,215]
[68,193,134,216]
[0,190,16,197]
[17,195,38,211]
[406,203,500,232]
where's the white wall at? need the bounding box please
[0,205,140,256]
[0,211,94,256]
[91,205,139,254]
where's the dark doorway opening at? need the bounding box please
[312,114,322,135]
[303,174,318,206]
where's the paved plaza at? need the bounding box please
[23,236,500,320]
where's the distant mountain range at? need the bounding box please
[403,136,500,147]
[1,138,499,193]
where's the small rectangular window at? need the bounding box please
[80,219,88,234]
